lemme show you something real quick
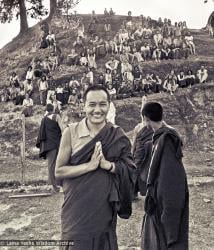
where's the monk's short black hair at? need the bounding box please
[46,103,54,112]
[142,102,163,122]
[83,85,110,102]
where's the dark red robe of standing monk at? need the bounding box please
[142,124,189,250]
[133,126,153,196]
[60,122,136,250]
[36,115,61,159]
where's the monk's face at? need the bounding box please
[84,90,110,125]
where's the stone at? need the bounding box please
[203,198,211,203]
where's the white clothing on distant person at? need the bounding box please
[23,98,33,107]
[26,70,34,81]
[107,101,116,124]
[141,95,148,122]
[197,67,208,83]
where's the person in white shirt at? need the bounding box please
[69,76,80,89]
[77,22,85,38]
[46,93,62,114]
[56,84,64,104]
[106,100,116,124]
[124,71,134,83]
[105,69,112,85]
[39,75,48,105]
[141,43,151,61]
[107,84,117,100]
[142,74,153,94]
[118,28,129,43]
[49,52,59,71]
[184,32,195,55]
[25,66,34,81]
[80,52,88,66]
[133,48,144,63]
[80,72,89,90]
[121,61,132,75]
[197,66,208,83]
[87,51,97,69]
[67,48,79,66]
[22,93,33,117]
[46,31,56,48]
[134,26,144,39]
[10,72,20,88]
[42,56,51,74]
[142,27,153,39]
[105,56,119,72]
[86,68,94,85]
[153,30,163,47]
[23,79,33,96]
[68,88,79,109]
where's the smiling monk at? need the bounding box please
[55,85,136,250]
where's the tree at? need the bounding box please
[46,0,57,22]
[45,0,81,22]
[0,0,48,34]
[57,0,81,21]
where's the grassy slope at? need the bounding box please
[0,15,214,85]
[0,19,214,148]
[0,14,214,183]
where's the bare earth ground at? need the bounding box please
[0,151,213,250]
[0,184,213,250]
[0,151,213,184]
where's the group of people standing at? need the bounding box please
[36,84,189,250]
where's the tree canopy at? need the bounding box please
[57,0,81,15]
[0,0,81,34]
[0,0,48,34]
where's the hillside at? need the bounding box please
[0,14,214,250]
[0,13,214,182]
[1,15,214,85]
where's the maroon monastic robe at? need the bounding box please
[142,125,189,250]
[60,122,136,250]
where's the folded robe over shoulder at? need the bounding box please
[60,122,136,249]
[36,116,61,159]
[133,126,153,195]
[142,125,189,250]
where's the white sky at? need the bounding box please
[0,0,213,48]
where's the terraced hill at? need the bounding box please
[0,14,214,85]
[0,14,214,168]
[0,15,213,250]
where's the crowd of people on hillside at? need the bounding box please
[0,10,209,117]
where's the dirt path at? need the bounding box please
[0,181,213,250]
[0,150,213,250]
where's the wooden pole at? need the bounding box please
[22,114,26,161]
[20,144,25,184]
[20,114,26,184]
[9,193,52,199]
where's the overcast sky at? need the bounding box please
[0,0,213,48]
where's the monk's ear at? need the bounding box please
[143,115,150,125]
